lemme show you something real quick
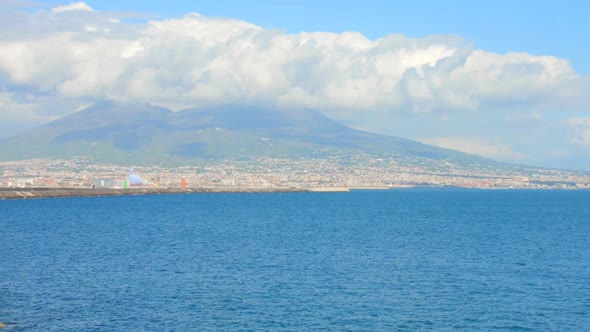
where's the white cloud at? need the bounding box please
[0,92,61,125]
[0,92,71,137]
[420,137,526,161]
[0,10,586,120]
[567,118,590,127]
[568,117,590,146]
[0,93,36,122]
[504,111,543,123]
[52,2,93,13]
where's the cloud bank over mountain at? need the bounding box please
[0,2,589,168]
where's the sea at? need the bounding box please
[1,189,589,331]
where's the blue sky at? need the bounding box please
[1,0,589,169]
[50,0,590,74]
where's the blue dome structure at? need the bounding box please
[129,168,143,186]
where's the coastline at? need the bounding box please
[1,185,587,200]
[0,187,308,200]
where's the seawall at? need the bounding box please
[0,187,307,200]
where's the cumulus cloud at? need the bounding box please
[421,137,526,161]
[0,7,588,119]
[52,1,93,13]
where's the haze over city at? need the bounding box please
[1,0,589,170]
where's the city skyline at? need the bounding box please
[0,1,589,169]
[3,156,589,191]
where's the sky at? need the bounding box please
[0,0,589,169]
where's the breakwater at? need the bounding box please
[0,187,307,200]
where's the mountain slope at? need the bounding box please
[0,102,491,165]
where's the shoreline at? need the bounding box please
[0,187,309,200]
[1,186,587,200]
[0,186,590,201]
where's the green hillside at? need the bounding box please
[0,101,493,166]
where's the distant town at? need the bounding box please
[1,154,589,191]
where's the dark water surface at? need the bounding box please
[1,189,589,331]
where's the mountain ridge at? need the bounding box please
[0,101,493,166]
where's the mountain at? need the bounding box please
[0,101,492,165]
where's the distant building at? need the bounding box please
[92,178,115,187]
[14,178,34,187]
[129,168,143,186]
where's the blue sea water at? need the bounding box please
[1,189,589,331]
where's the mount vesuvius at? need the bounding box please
[0,101,492,165]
